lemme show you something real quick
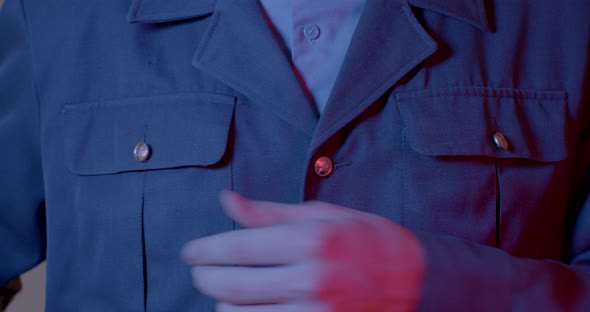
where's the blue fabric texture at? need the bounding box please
[1,0,589,311]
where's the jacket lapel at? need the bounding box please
[310,0,438,152]
[128,0,318,136]
[192,0,318,136]
[310,0,491,152]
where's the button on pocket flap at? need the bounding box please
[396,87,570,161]
[63,93,235,175]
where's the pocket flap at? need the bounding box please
[396,87,570,162]
[63,93,235,175]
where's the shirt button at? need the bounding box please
[133,142,151,162]
[314,156,333,177]
[303,24,320,40]
[492,132,509,150]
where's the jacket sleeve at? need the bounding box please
[0,0,46,296]
[416,111,590,310]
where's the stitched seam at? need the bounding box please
[20,0,45,162]
[476,0,488,30]
[495,159,503,248]
[62,93,235,112]
[140,123,149,311]
[401,113,408,227]
[129,0,143,20]
[132,5,216,22]
[396,87,566,101]
[230,101,236,231]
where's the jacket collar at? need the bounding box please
[126,0,490,140]
[409,0,491,31]
[127,0,490,31]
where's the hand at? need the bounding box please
[181,191,425,312]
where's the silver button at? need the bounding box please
[133,142,151,162]
[492,132,509,150]
[303,24,320,40]
[314,156,333,177]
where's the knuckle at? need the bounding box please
[289,262,325,299]
[312,221,346,256]
[308,262,335,300]
[302,220,334,257]
[230,241,257,265]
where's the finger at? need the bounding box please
[220,190,365,228]
[216,301,327,312]
[192,263,318,305]
[181,222,321,265]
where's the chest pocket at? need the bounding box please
[396,87,570,162]
[394,86,571,246]
[59,93,237,296]
[62,93,235,175]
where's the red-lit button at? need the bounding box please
[314,156,333,177]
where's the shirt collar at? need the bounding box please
[128,0,490,31]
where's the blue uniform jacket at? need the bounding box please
[1,0,590,310]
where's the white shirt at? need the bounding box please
[259,0,366,113]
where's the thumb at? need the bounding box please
[219,190,362,228]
